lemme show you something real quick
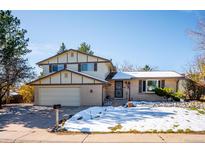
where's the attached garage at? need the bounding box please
[30,69,107,106]
[38,87,80,106]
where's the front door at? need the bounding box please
[115,81,123,98]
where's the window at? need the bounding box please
[80,63,97,71]
[58,64,64,70]
[49,64,65,73]
[146,80,158,92]
[142,80,159,93]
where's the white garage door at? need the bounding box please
[38,87,80,106]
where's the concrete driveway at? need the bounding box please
[1,104,205,143]
[0,104,88,131]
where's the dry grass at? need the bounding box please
[109,124,123,132]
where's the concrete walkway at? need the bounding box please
[1,128,205,143]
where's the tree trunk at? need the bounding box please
[6,86,10,104]
[0,99,2,109]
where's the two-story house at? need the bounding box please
[29,49,184,106]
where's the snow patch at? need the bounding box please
[63,106,205,133]
[112,71,183,80]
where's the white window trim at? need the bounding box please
[143,79,159,93]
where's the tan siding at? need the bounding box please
[58,53,67,63]
[61,71,71,84]
[72,73,82,83]
[48,57,58,63]
[67,51,77,62]
[165,79,177,92]
[95,80,102,84]
[88,56,97,62]
[41,77,50,84]
[83,77,94,83]
[38,50,109,64]
[80,85,102,106]
[51,73,60,84]
[78,53,87,62]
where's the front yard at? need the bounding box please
[1,102,205,134]
[62,102,205,133]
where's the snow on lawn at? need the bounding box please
[63,106,205,133]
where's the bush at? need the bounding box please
[18,85,34,103]
[172,92,185,101]
[154,88,184,102]
[183,79,204,100]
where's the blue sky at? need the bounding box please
[12,11,205,74]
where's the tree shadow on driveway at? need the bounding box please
[0,104,88,131]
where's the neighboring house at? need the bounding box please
[29,49,184,106]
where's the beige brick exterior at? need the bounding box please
[105,78,179,101]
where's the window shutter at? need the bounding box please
[49,65,52,73]
[64,64,67,69]
[161,80,165,88]
[158,80,161,88]
[94,63,97,71]
[78,64,81,72]
[139,80,142,93]
[143,80,146,92]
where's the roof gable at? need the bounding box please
[37,49,111,65]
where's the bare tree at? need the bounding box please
[190,19,205,52]
[116,61,139,72]
[186,54,205,82]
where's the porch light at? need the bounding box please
[127,81,130,88]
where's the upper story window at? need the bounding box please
[49,64,65,73]
[78,63,97,72]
